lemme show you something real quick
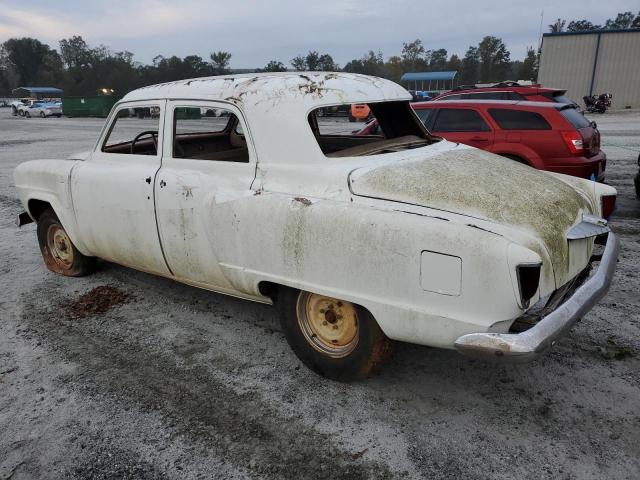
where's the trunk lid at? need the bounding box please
[348,145,593,288]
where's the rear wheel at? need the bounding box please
[277,288,391,381]
[37,208,96,276]
[11,106,17,116]
[40,111,46,118]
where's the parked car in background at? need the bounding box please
[358,100,606,181]
[14,73,620,381]
[11,98,31,116]
[25,101,63,118]
[433,82,578,107]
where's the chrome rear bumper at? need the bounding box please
[454,232,620,362]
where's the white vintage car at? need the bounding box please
[14,73,620,380]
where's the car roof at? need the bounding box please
[121,72,412,165]
[413,99,570,110]
[440,85,563,95]
[121,72,410,112]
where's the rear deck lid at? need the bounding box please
[349,145,593,287]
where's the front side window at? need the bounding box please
[173,106,249,162]
[103,106,161,155]
[489,109,551,130]
[308,101,433,158]
[432,108,490,132]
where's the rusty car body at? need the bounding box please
[14,72,620,380]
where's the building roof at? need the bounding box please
[12,86,63,95]
[543,28,640,38]
[400,71,457,82]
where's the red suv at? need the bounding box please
[432,82,577,106]
[358,100,606,181]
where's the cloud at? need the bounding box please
[0,0,637,66]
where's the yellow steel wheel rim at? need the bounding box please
[296,292,359,358]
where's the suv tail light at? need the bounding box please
[601,194,616,219]
[560,130,584,155]
[516,263,542,309]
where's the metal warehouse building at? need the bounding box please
[538,29,640,109]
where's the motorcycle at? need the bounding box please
[583,93,612,114]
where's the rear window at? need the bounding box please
[432,108,490,132]
[560,108,591,129]
[309,101,432,157]
[488,109,551,130]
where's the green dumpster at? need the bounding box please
[62,95,120,117]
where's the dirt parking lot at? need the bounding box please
[0,109,639,480]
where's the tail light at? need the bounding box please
[560,130,584,155]
[516,263,542,309]
[601,194,616,219]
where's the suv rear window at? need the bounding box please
[488,109,551,130]
[432,108,490,132]
[560,107,591,129]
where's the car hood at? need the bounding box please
[348,144,593,288]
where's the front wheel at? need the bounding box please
[40,111,46,118]
[277,288,391,381]
[37,208,96,276]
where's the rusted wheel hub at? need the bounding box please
[296,292,359,358]
[46,224,74,269]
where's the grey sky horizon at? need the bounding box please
[0,0,637,68]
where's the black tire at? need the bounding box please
[37,208,96,277]
[277,287,391,381]
[348,115,356,122]
[40,111,46,118]
[11,106,17,116]
[25,111,31,118]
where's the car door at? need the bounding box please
[430,107,494,149]
[154,101,257,291]
[71,101,171,276]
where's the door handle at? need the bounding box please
[145,176,151,184]
[160,180,166,188]
[469,136,489,141]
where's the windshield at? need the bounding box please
[308,101,434,158]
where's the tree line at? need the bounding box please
[548,10,640,33]
[0,34,539,97]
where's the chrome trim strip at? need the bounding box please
[454,232,620,362]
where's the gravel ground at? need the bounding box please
[0,109,639,480]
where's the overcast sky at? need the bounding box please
[0,0,637,67]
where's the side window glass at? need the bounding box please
[489,109,551,130]
[432,108,490,132]
[441,94,461,101]
[173,106,249,162]
[102,106,161,155]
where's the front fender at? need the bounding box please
[14,160,91,255]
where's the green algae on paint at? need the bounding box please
[351,148,592,286]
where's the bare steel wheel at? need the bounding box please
[37,208,96,276]
[277,287,391,381]
[46,224,75,270]
[296,292,359,358]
